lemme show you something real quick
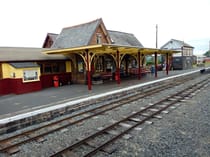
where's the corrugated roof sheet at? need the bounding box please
[0,47,68,62]
[9,62,39,68]
[108,30,143,47]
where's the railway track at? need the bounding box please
[50,77,209,157]
[0,74,206,155]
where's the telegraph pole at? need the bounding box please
[156,24,158,48]
[209,40,210,50]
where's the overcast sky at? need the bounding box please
[0,0,209,54]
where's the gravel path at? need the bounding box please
[108,76,210,157]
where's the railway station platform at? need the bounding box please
[0,68,207,122]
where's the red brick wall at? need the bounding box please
[40,72,71,88]
[0,78,42,95]
[0,79,12,95]
[0,73,71,95]
[13,79,42,94]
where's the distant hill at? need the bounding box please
[188,38,210,55]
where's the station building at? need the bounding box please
[0,47,71,95]
[161,39,194,70]
[0,18,178,95]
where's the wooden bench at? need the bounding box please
[129,68,151,76]
[101,72,112,80]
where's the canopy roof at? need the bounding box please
[44,44,180,55]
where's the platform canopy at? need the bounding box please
[44,44,180,55]
[44,44,180,91]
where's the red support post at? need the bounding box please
[138,51,141,80]
[86,49,91,90]
[155,52,158,78]
[116,50,120,84]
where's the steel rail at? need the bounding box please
[0,83,173,153]
[0,75,192,145]
[50,79,209,157]
[84,81,208,157]
[0,75,200,154]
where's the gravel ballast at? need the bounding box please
[108,79,210,157]
[7,73,210,157]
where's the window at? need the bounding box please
[95,56,103,72]
[76,56,85,73]
[78,62,84,72]
[38,62,66,74]
[96,33,102,44]
[44,64,52,73]
[23,70,38,82]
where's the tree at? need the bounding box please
[204,50,210,57]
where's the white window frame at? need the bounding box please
[23,70,39,82]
